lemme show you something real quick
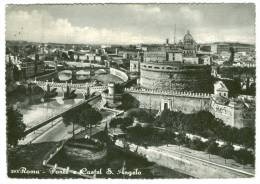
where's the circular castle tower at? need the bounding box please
[139,31,212,93]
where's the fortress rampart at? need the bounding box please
[125,87,211,113]
[139,62,212,92]
[210,97,255,128]
[125,87,211,98]
[110,67,128,82]
[125,87,255,128]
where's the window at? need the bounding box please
[148,66,152,68]
[154,67,160,69]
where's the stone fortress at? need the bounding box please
[126,30,255,129]
[138,30,212,92]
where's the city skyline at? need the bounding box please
[6,4,255,45]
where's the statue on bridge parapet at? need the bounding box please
[63,83,77,100]
[43,83,58,101]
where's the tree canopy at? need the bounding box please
[7,107,26,146]
[79,106,102,137]
[156,110,255,149]
[219,143,234,163]
[206,139,219,155]
[125,108,155,124]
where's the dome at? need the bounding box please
[183,30,194,42]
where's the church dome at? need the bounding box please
[183,30,194,42]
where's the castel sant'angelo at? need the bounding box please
[126,30,255,129]
[139,30,212,93]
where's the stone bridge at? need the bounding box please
[33,80,108,97]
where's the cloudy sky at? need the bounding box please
[6,4,255,44]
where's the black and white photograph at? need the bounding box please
[2,1,258,181]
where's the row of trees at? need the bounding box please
[155,110,255,149]
[126,126,255,166]
[106,107,255,166]
[174,133,255,166]
[62,103,102,138]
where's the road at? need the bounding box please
[30,102,115,143]
[33,118,108,143]
[32,119,74,143]
[156,144,255,175]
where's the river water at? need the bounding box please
[18,93,83,129]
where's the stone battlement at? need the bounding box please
[110,67,128,82]
[90,86,108,91]
[125,87,212,98]
[34,80,93,89]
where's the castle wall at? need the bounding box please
[110,67,128,82]
[125,88,211,113]
[183,57,199,64]
[125,87,255,129]
[210,98,255,128]
[210,99,235,127]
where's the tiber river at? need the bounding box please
[18,93,83,129]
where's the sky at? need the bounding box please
[6,4,255,44]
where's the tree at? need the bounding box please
[239,127,255,149]
[7,107,26,146]
[158,109,173,128]
[234,149,254,167]
[189,138,206,151]
[119,117,133,131]
[109,117,133,132]
[175,133,186,150]
[110,118,119,130]
[126,108,154,124]
[164,129,175,147]
[219,143,234,164]
[121,94,139,110]
[127,125,142,145]
[80,107,102,137]
[205,139,219,159]
[62,107,80,138]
